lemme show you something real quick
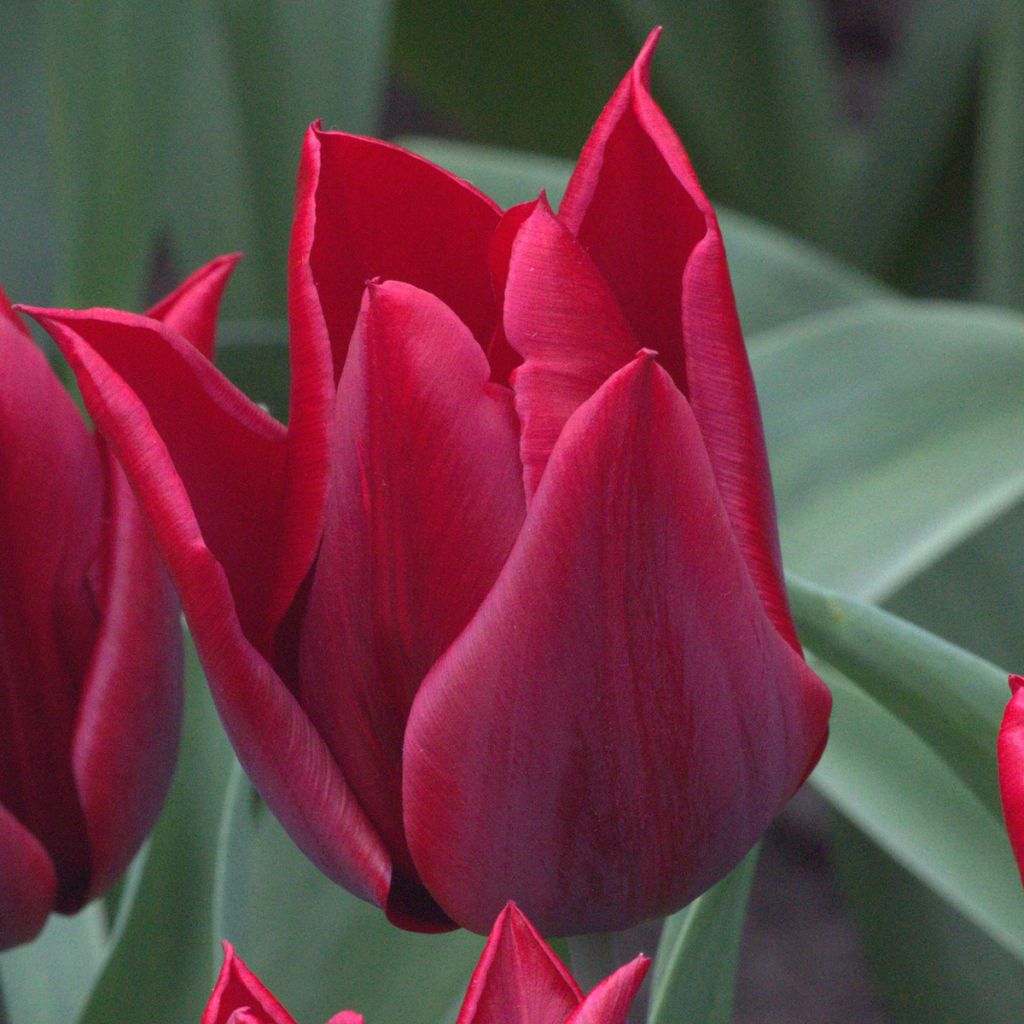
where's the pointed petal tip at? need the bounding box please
[1011,674,1024,695]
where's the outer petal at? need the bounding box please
[144,253,241,359]
[72,458,183,901]
[202,943,297,1024]
[564,957,650,1024]
[404,355,830,935]
[32,313,392,915]
[999,674,1024,882]
[455,903,582,1024]
[503,198,639,497]
[0,301,99,909]
[0,802,57,950]
[559,30,799,651]
[301,124,502,380]
[299,281,525,927]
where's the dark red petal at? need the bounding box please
[145,254,241,359]
[404,355,831,935]
[32,315,393,915]
[73,456,183,901]
[999,675,1024,883]
[455,903,583,1024]
[301,124,502,380]
[0,802,57,950]
[0,303,99,909]
[503,198,639,497]
[559,30,799,650]
[299,281,524,926]
[202,942,297,1024]
[564,956,650,1024]
[24,308,287,653]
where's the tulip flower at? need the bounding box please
[999,674,1024,882]
[0,259,237,949]
[202,902,648,1024]
[28,28,830,936]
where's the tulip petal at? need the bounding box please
[999,674,1024,883]
[145,254,241,359]
[73,457,183,901]
[299,281,525,926]
[0,801,57,950]
[405,354,830,935]
[559,29,799,650]
[25,308,287,652]
[0,302,99,909]
[32,314,392,915]
[202,943,297,1024]
[564,956,650,1024]
[502,198,639,496]
[455,903,582,1024]
[301,124,502,380]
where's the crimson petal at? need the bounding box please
[30,311,392,914]
[455,903,582,1024]
[559,29,798,650]
[999,674,1024,883]
[202,943,297,1024]
[0,802,57,949]
[299,281,524,927]
[301,124,502,380]
[564,957,650,1024]
[404,354,830,935]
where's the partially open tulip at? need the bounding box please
[0,261,236,948]
[999,674,1024,881]
[29,28,830,936]
[202,903,648,1024]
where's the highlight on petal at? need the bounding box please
[297,124,502,380]
[202,943,297,1024]
[145,253,241,359]
[999,674,1024,883]
[558,28,799,651]
[30,309,393,918]
[455,903,582,1024]
[564,956,650,1024]
[0,803,57,950]
[405,354,830,935]
[503,197,639,496]
[299,280,525,928]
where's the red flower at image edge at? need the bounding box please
[999,674,1024,881]
[201,902,648,1024]
[0,263,234,948]
[28,29,831,936]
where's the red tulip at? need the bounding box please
[28,28,830,936]
[0,259,236,949]
[202,903,648,1024]
[999,674,1024,882]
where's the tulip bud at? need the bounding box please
[32,29,829,936]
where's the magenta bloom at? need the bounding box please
[202,902,648,1024]
[999,674,1024,881]
[30,30,830,936]
[0,260,236,948]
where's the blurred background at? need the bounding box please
[4,2,1024,1021]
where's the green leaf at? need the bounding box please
[215,320,291,420]
[976,0,1024,308]
[213,767,484,1024]
[645,850,758,1024]
[0,908,106,1024]
[753,300,1024,600]
[79,637,237,1024]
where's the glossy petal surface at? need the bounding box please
[300,282,524,926]
[202,943,297,1024]
[559,29,798,650]
[999,674,1024,883]
[302,125,501,379]
[455,903,582,1024]
[405,356,830,934]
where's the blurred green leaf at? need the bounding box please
[0,908,106,1024]
[976,0,1024,308]
[213,767,484,1024]
[79,637,237,1024]
[645,850,758,1024]
[752,300,1024,600]
[215,320,291,419]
